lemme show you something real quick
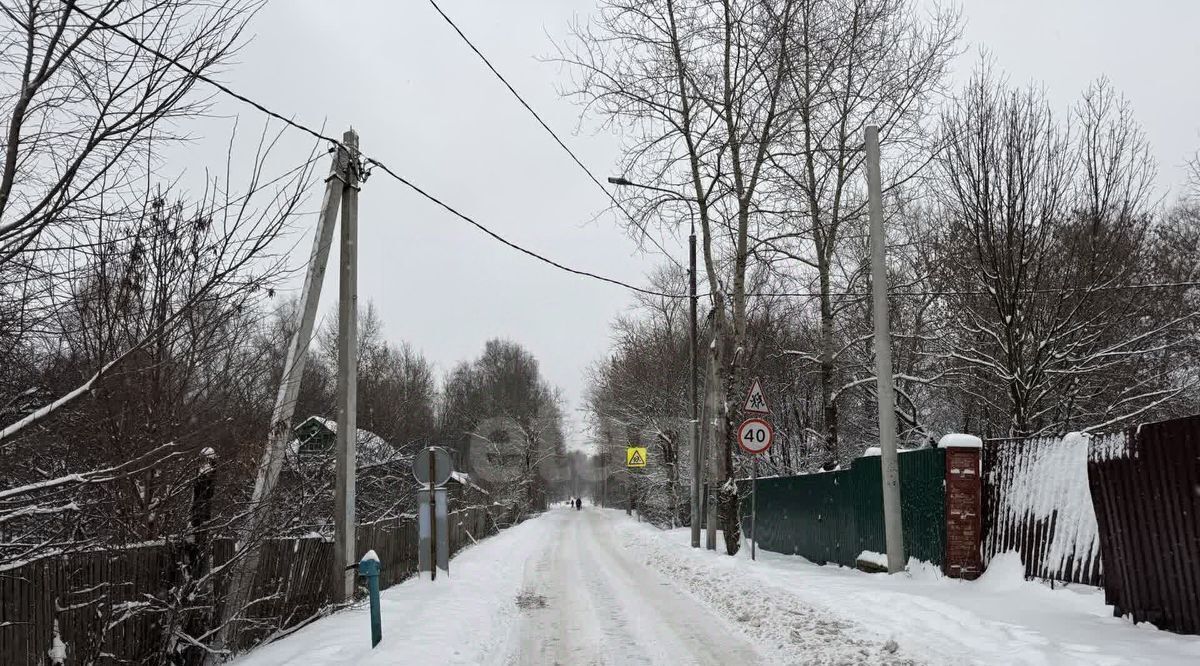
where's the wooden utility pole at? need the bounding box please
[866,125,905,573]
[334,129,361,601]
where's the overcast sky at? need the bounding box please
[165,0,1200,451]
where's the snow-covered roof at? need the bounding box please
[447,470,489,495]
[285,416,406,469]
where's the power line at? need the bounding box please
[76,3,681,300]
[71,6,342,148]
[81,6,1200,305]
[425,0,685,270]
[365,159,680,298]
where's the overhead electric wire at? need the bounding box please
[71,5,342,148]
[82,5,1200,305]
[425,0,685,270]
[76,3,681,298]
[365,159,679,298]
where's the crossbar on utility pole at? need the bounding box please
[334,129,361,602]
[865,124,905,573]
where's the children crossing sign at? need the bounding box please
[626,447,647,467]
[743,378,770,414]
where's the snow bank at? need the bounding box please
[232,516,553,665]
[856,550,888,568]
[613,514,1200,665]
[974,552,1027,593]
[609,513,913,664]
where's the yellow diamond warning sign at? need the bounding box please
[626,447,648,467]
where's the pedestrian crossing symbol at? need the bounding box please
[743,377,770,414]
[626,447,647,467]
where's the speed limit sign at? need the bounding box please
[737,418,773,454]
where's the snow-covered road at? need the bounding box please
[510,508,763,665]
[233,507,1200,665]
[232,507,900,665]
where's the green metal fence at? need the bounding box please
[739,448,947,567]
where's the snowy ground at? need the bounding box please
[232,507,1200,665]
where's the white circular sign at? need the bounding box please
[737,418,773,455]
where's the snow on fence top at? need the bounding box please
[859,447,922,457]
[938,433,982,449]
[1088,430,1133,462]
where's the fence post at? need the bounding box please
[177,447,218,665]
[940,434,983,579]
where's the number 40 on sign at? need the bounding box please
[737,418,773,455]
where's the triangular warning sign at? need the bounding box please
[626,447,647,467]
[630,450,645,465]
[743,378,770,414]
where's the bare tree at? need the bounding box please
[757,0,960,462]
[0,0,260,263]
[562,0,805,555]
[932,70,1198,436]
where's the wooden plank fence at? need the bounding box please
[0,505,501,665]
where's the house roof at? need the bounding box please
[285,416,408,469]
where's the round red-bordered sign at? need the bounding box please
[737,417,773,454]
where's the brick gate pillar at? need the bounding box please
[939,434,983,579]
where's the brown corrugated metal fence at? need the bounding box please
[1088,414,1200,634]
[981,435,1105,586]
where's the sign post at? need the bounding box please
[752,456,758,562]
[740,377,773,561]
[626,447,647,521]
[736,417,773,561]
[413,446,453,580]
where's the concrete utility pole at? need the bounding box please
[334,129,361,602]
[214,130,354,657]
[689,227,701,549]
[865,125,905,573]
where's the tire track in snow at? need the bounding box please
[609,511,924,665]
[508,508,766,665]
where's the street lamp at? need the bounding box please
[609,176,702,549]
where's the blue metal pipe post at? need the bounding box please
[358,551,382,647]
